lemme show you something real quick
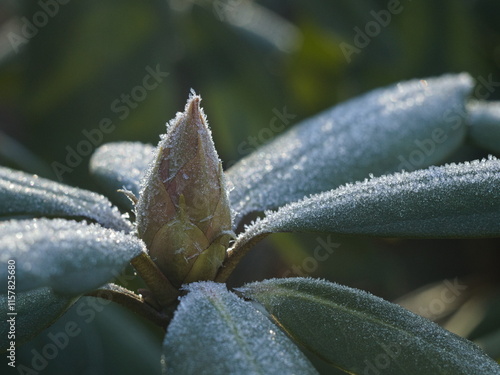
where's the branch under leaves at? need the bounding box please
[85,283,173,329]
[130,252,180,308]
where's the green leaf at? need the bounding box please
[0,287,74,351]
[237,157,500,242]
[89,142,154,209]
[0,218,145,295]
[467,100,500,154]
[162,282,319,375]
[15,295,163,375]
[227,73,474,224]
[239,278,500,375]
[0,166,132,232]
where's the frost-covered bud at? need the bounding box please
[136,93,233,287]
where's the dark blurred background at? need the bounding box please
[1,1,499,374]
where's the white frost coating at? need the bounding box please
[89,142,155,207]
[0,287,73,350]
[138,92,221,200]
[0,218,146,295]
[227,73,474,225]
[467,100,500,154]
[162,281,318,375]
[0,166,132,232]
[237,157,500,242]
[239,278,500,375]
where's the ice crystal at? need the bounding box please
[0,166,132,232]
[0,218,145,295]
[162,281,318,375]
[227,73,474,224]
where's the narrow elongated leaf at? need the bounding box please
[16,295,163,375]
[467,100,500,153]
[239,278,500,375]
[0,218,145,295]
[227,73,474,224]
[236,157,500,244]
[162,282,318,375]
[89,142,155,208]
[0,287,74,351]
[0,166,132,232]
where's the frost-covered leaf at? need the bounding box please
[16,295,163,375]
[239,278,500,375]
[89,142,155,208]
[162,282,318,375]
[0,166,132,232]
[227,73,474,224]
[467,101,500,154]
[237,157,500,242]
[0,287,74,351]
[0,218,146,295]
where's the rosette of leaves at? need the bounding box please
[1,74,500,374]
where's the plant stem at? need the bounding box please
[215,232,270,282]
[131,252,179,307]
[85,283,172,328]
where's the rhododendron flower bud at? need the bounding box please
[136,92,233,287]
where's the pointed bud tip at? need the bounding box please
[179,93,212,144]
[186,91,203,123]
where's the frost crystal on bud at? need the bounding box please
[136,92,233,287]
